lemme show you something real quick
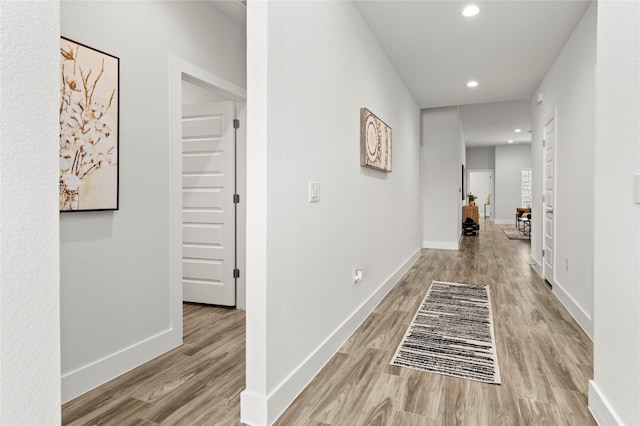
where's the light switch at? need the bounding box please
[309,182,320,203]
[635,174,640,204]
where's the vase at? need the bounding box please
[60,174,80,210]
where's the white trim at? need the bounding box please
[530,255,543,277]
[61,328,180,402]
[169,56,248,315]
[542,109,558,283]
[241,249,421,426]
[589,380,624,426]
[172,57,246,101]
[552,280,594,339]
[422,240,460,250]
[240,391,269,426]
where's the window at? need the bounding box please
[522,168,532,208]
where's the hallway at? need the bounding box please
[62,220,595,425]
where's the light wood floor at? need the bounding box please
[62,219,595,425]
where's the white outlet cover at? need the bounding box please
[309,182,320,203]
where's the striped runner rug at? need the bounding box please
[390,281,501,384]
[503,228,529,240]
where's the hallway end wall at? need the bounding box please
[494,145,531,224]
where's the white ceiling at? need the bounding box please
[209,0,592,147]
[460,99,532,147]
[354,0,591,147]
[354,1,590,108]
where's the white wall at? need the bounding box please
[494,145,532,224]
[530,3,595,337]
[0,1,61,424]
[421,107,465,249]
[60,1,246,401]
[466,147,495,170]
[589,1,640,425]
[242,2,421,424]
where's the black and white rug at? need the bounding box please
[503,229,529,240]
[390,281,501,384]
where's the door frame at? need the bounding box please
[169,57,247,338]
[542,109,557,285]
[467,169,494,221]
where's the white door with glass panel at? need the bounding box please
[543,116,555,284]
[182,101,236,306]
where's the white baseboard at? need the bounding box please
[589,380,624,425]
[422,240,459,250]
[61,328,181,403]
[552,281,594,339]
[240,249,421,426]
[530,255,543,277]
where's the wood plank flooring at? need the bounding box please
[62,219,595,425]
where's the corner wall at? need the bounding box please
[243,2,421,424]
[421,107,465,249]
[590,1,640,424]
[530,2,595,337]
[60,1,246,401]
[0,1,61,423]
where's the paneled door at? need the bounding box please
[543,115,555,285]
[182,101,236,306]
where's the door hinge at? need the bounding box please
[542,194,545,203]
[233,269,240,279]
[542,139,546,148]
[233,119,240,129]
[542,249,545,257]
[233,194,240,204]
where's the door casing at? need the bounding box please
[170,57,247,339]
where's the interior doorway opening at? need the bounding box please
[468,169,494,221]
[169,57,247,343]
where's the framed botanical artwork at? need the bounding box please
[360,108,392,172]
[59,37,119,211]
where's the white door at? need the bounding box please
[182,101,236,306]
[543,116,555,284]
[468,170,494,219]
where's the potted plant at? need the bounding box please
[467,193,477,205]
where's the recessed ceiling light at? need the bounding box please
[508,140,514,144]
[514,128,522,133]
[462,5,480,17]
[466,80,478,88]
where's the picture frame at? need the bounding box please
[59,37,119,211]
[360,108,392,172]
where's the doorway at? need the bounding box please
[542,113,556,285]
[468,170,494,221]
[181,86,237,306]
[169,57,247,332]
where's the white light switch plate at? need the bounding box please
[309,182,320,203]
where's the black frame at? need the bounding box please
[60,36,119,212]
